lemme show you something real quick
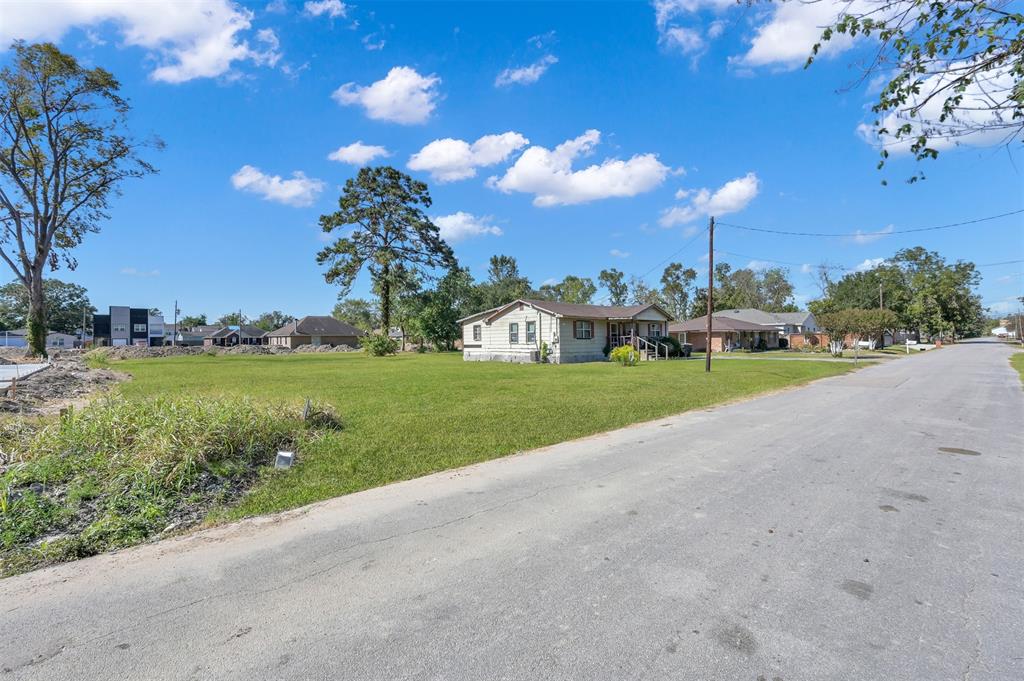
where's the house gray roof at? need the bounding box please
[466,299,672,324]
[669,315,781,333]
[205,324,267,339]
[712,308,813,327]
[268,316,365,338]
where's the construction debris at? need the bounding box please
[0,354,125,415]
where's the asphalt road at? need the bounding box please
[2,340,1022,680]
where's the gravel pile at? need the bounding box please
[222,345,292,355]
[0,355,125,414]
[294,344,359,353]
[89,345,209,360]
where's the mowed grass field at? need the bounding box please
[111,352,856,519]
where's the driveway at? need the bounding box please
[2,340,1021,680]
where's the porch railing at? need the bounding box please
[616,334,670,361]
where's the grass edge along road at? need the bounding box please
[111,352,856,520]
[1011,352,1024,386]
[2,352,857,576]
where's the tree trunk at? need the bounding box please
[27,275,47,358]
[379,265,391,335]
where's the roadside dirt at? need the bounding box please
[0,353,127,415]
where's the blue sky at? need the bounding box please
[1,0,1021,320]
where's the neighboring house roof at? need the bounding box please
[6,328,71,338]
[268,316,365,338]
[669,315,780,333]
[712,308,814,327]
[470,299,673,325]
[205,324,267,339]
[190,325,222,336]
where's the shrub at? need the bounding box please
[540,341,549,363]
[610,344,639,366]
[656,336,681,357]
[0,396,333,576]
[362,333,399,356]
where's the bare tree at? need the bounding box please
[0,42,157,355]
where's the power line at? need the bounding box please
[977,259,1024,267]
[592,225,710,304]
[716,208,1024,238]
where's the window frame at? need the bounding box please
[112,323,128,333]
[526,320,536,343]
[472,324,481,342]
[574,320,594,340]
[133,323,147,333]
[509,322,519,344]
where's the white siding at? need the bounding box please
[463,304,556,362]
[462,304,671,364]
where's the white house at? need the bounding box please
[459,299,673,364]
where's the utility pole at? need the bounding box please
[879,282,883,309]
[81,305,87,347]
[172,299,178,347]
[705,216,714,373]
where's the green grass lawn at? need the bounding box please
[109,352,856,520]
[1012,353,1024,386]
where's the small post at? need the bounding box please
[705,216,715,373]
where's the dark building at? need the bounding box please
[92,306,165,347]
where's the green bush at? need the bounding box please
[656,336,681,357]
[363,333,399,356]
[0,396,334,576]
[610,344,639,366]
[540,341,550,363]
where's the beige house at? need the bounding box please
[459,299,673,364]
[267,316,365,349]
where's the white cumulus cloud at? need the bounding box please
[328,141,391,165]
[408,132,529,182]
[0,0,281,83]
[488,130,670,207]
[610,249,631,258]
[304,0,346,18]
[857,62,1018,153]
[853,257,886,272]
[231,165,324,207]
[333,66,441,124]
[734,0,863,69]
[495,54,558,87]
[659,172,760,226]
[434,212,503,243]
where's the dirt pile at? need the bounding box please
[90,345,209,360]
[294,344,359,353]
[221,345,294,355]
[0,355,125,414]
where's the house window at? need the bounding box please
[112,323,127,333]
[526,321,536,343]
[133,323,147,333]
[574,320,594,340]
[648,322,661,337]
[472,324,481,341]
[509,323,519,344]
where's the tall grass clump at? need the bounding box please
[0,396,336,576]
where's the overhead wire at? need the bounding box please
[712,208,1024,237]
